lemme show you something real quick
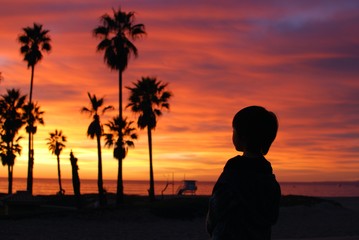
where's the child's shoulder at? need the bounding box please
[224,155,243,169]
[224,155,272,173]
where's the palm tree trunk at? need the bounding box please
[57,155,63,194]
[96,133,105,206]
[31,132,34,172]
[27,131,33,194]
[117,70,124,204]
[27,65,35,194]
[29,65,34,104]
[147,126,155,201]
[117,157,123,204]
[8,165,13,194]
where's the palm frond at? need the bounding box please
[42,42,51,51]
[103,115,138,158]
[81,107,91,115]
[18,23,51,67]
[46,129,67,156]
[93,8,146,71]
[96,38,111,51]
[127,77,172,131]
[102,105,114,114]
[87,120,100,139]
[131,23,146,38]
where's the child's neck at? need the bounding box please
[242,151,263,158]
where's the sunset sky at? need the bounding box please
[0,0,358,183]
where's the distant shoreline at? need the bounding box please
[1,176,359,183]
[1,178,359,197]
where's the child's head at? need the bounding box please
[232,106,278,155]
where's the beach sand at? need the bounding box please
[272,197,359,240]
[0,195,358,240]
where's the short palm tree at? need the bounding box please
[23,102,45,192]
[0,89,26,194]
[104,116,137,203]
[23,102,45,135]
[18,23,51,194]
[93,8,145,202]
[127,77,172,201]
[81,92,113,205]
[46,130,66,195]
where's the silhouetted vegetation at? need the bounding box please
[46,130,67,195]
[0,89,26,194]
[93,7,146,204]
[23,102,44,136]
[0,6,177,204]
[18,23,51,194]
[81,92,114,206]
[23,102,45,192]
[127,77,172,201]
[104,116,138,203]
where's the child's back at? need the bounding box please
[206,106,281,240]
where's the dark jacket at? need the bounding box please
[206,155,281,240]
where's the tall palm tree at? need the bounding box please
[0,89,26,194]
[127,77,172,201]
[46,130,66,195]
[93,8,145,203]
[81,92,113,205]
[18,23,51,194]
[104,116,137,203]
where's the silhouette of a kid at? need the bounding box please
[206,106,281,240]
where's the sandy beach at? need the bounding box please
[272,197,359,240]
[0,195,358,240]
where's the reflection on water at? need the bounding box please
[0,178,358,197]
[0,178,214,196]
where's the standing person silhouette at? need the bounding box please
[206,106,281,240]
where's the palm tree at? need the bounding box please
[104,116,137,203]
[18,23,51,194]
[23,102,45,191]
[0,89,26,194]
[23,102,45,137]
[93,8,145,202]
[127,77,172,201]
[46,130,66,195]
[81,92,113,205]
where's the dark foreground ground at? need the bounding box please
[0,194,358,240]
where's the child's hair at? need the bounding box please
[232,106,278,155]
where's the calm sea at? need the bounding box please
[0,178,359,197]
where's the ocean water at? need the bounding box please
[0,177,359,197]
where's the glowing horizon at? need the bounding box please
[0,0,358,183]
